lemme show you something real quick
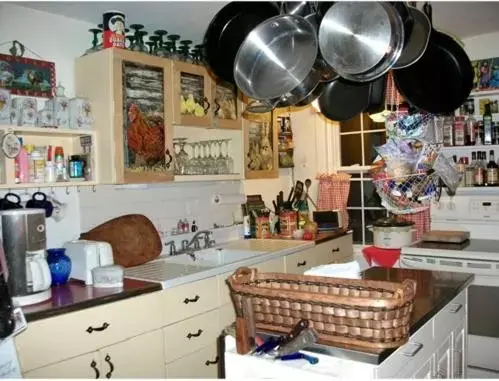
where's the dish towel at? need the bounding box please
[362,246,401,268]
[304,261,361,279]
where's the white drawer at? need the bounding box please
[284,250,317,274]
[433,289,467,340]
[254,257,285,273]
[162,276,218,325]
[163,309,220,363]
[165,344,219,379]
[316,234,354,265]
[376,317,434,379]
[15,292,163,372]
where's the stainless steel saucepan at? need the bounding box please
[234,14,320,103]
[318,1,405,82]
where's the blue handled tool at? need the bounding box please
[279,352,319,365]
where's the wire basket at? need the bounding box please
[373,172,439,214]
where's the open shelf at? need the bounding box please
[174,174,242,182]
[455,186,499,195]
[4,180,98,189]
[0,125,95,137]
[469,89,499,97]
[440,144,499,152]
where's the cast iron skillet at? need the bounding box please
[318,78,371,122]
[203,2,279,84]
[393,3,473,114]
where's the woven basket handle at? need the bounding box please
[395,279,417,304]
[230,267,258,284]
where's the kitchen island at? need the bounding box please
[225,267,474,379]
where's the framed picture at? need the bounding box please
[243,104,279,180]
[0,54,55,97]
[472,57,499,92]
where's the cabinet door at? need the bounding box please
[255,257,285,273]
[99,330,165,378]
[435,335,452,379]
[315,234,354,266]
[165,344,219,379]
[113,50,174,183]
[172,61,212,127]
[212,81,242,129]
[23,352,101,379]
[285,250,317,274]
[411,356,435,379]
[452,322,466,379]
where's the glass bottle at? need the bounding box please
[443,115,454,147]
[465,152,476,187]
[484,103,493,145]
[474,151,486,186]
[465,112,476,146]
[487,150,499,186]
[454,116,465,146]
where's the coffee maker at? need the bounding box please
[1,209,52,306]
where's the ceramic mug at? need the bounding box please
[49,195,67,223]
[0,193,23,211]
[26,192,54,218]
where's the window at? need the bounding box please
[340,114,387,245]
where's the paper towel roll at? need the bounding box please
[212,193,246,205]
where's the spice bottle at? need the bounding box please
[30,146,45,183]
[191,220,198,233]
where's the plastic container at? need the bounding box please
[92,265,124,288]
[30,147,45,183]
[45,161,56,183]
[15,138,29,183]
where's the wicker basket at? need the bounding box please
[227,267,417,349]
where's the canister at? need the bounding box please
[255,216,271,239]
[102,11,126,49]
[279,209,297,239]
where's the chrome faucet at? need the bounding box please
[186,230,215,250]
[164,240,177,256]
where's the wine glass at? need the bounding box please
[186,142,200,174]
[173,138,189,175]
[215,140,227,174]
[224,139,234,174]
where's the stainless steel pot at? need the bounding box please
[234,14,319,101]
[318,2,405,82]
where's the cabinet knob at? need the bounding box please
[104,354,114,379]
[86,322,110,333]
[297,261,307,267]
[90,360,100,379]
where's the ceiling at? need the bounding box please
[13,1,499,42]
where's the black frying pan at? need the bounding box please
[393,3,473,114]
[318,78,371,122]
[203,2,279,84]
[366,74,388,115]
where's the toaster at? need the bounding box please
[63,240,114,285]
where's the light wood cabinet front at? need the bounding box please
[23,352,101,379]
[165,344,219,379]
[75,48,174,184]
[212,80,243,130]
[99,330,165,378]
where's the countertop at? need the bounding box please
[287,267,474,365]
[22,278,161,323]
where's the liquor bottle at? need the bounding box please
[487,150,499,186]
[474,151,486,186]
[465,112,476,146]
[443,115,454,146]
[454,116,465,146]
[484,103,493,145]
[465,152,476,187]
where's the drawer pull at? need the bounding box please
[449,303,463,313]
[86,322,110,333]
[297,261,307,267]
[183,295,200,304]
[187,328,203,339]
[332,248,340,253]
[105,354,114,379]
[402,342,423,357]
[205,356,219,366]
[90,360,99,379]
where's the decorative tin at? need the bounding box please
[255,216,271,239]
[69,98,93,130]
[19,107,37,126]
[11,97,37,126]
[38,109,55,127]
[279,209,297,239]
[46,97,70,128]
[103,11,126,49]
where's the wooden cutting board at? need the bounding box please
[422,230,470,244]
[80,214,162,268]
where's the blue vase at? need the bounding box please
[46,248,72,286]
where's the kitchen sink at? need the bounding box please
[166,248,268,267]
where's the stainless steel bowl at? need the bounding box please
[234,14,318,100]
[318,2,405,82]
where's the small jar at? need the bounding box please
[68,155,85,178]
[255,216,271,239]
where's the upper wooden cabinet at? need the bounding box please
[171,60,243,130]
[75,48,174,184]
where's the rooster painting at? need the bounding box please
[126,103,165,167]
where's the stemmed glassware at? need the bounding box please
[224,139,234,174]
[130,24,148,52]
[167,34,181,60]
[154,30,169,57]
[83,28,102,56]
[173,138,189,175]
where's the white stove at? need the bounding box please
[401,238,499,378]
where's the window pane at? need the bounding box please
[348,181,361,207]
[364,181,383,208]
[363,131,386,165]
[364,209,387,244]
[340,114,361,133]
[341,133,362,166]
[363,113,386,131]
[347,209,363,244]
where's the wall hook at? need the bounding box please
[92,185,96,193]
[77,186,81,193]
[37,187,41,193]
[66,187,70,195]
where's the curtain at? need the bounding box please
[316,173,351,228]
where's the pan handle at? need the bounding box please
[423,2,432,24]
